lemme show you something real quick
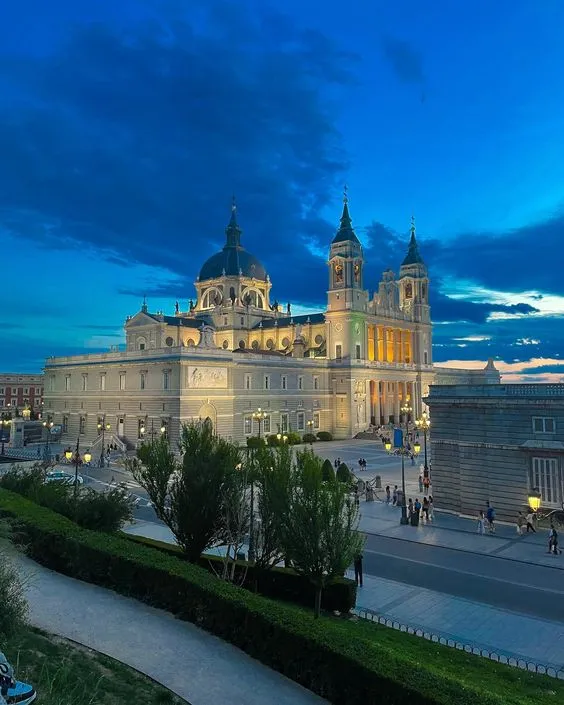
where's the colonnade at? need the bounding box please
[367,325,412,363]
[368,380,417,426]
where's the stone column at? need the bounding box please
[373,380,381,426]
[382,328,388,362]
[394,382,400,424]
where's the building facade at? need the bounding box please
[0,373,44,415]
[425,384,564,521]
[43,197,497,448]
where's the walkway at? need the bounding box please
[15,555,326,705]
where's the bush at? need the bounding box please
[321,459,335,482]
[286,432,301,445]
[316,431,333,441]
[246,436,266,449]
[0,466,133,533]
[302,433,317,444]
[0,489,531,705]
[124,533,356,613]
[266,434,281,446]
[336,463,352,483]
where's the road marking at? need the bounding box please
[363,546,564,595]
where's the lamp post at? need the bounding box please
[415,412,431,479]
[306,419,314,444]
[252,407,267,439]
[385,402,420,525]
[247,407,267,562]
[65,438,91,500]
[97,416,111,467]
[528,487,542,513]
[140,419,166,444]
[42,420,54,463]
[22,406,31,421]
[276,433,288,444]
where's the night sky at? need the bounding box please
[1,0,563,382]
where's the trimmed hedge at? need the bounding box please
[316,431,333,441]
[124,533,355,613]
[0,490,537,705]
[302,433,317,443]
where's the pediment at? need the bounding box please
[125,312,158,328]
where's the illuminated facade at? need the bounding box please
[43,196,498,447]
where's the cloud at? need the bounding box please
[381,35,425,85]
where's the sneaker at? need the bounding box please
[6,681,36,705]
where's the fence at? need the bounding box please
[354,606,564,679]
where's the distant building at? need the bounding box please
[0,373,44,415]
[426,383,564,521]
[43,196,497,448]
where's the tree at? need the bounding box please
[281,450,363,618]
[129,420,241,562]
[336,462,352,484]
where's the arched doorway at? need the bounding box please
[197,403,217,432]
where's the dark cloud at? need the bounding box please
[381,35,425,85]
[0,2,354,286]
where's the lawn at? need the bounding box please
[3,628,188,705]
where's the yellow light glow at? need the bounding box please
[414,441,421,454]
[84,451,92,463]
[384,441,392,452]
[65,450,73,461]
[528,490,541,512]
[160,426,166,434]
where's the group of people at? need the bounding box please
[477,502,562,555]
[357,458,368,471]
[385,484,434,523]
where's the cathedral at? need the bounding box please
[43,195,499,448]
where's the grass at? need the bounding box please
[328,614,563,705]
[4,627,189,705]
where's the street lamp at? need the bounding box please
[528,487,542,512]
[22,406,31,421]
[306,419,314,443]
[252,407,267,439]
[276,433,288,444]
[415,412,431,479]
[65,439,91,499]
[97,417,111,467]
[385,402,420,525]
[42,420,54,463]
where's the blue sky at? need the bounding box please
[1,0,564,380]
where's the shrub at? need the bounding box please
[286,432,301,445]
[0,489,526,705]
[321,459,335,482]
[316,431,333,441]
[266,434,281,446]
[124,533,356,613]
[74,487,134,533]
[302,433,317,444]
[336,463,352,483]
[246,436,266,449]
[0,519,28,639]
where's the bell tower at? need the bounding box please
[327,188,367,313]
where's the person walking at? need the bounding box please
[423,475,430,493]
[477,510,486,535]
[428,495,434,522]
[392,485,398,506]
[422,496,430,523]
[548,525,561,555]
[353,553,363,587]
[525,511,536,533]
[486,501,496,533]
[385,485,391,504]
[418,475,424,493]
[516,513,525,536]
[407,498,414,520]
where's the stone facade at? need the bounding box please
[425,384,564,521]
[43,197,498,448]
[0,373,44,414]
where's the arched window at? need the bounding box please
[137,337,147,351]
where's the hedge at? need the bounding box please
[124,533,355,613]
[316,431,333,441]
[0,490,539,705]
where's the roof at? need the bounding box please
[252,312,325,330]
[199,203,267,281]
[146,313,208,329]
[332,200,361,245]
[401,218,425,267]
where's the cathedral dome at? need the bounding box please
[198,203,267,282]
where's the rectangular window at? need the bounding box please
[245,374,252,390]
[280,413,289,433]
[263,415,271,434]
[81,375,88,392]
[313,376,319,390]
[163,371,169,390]
[24,388,28,394]
[36,387,41,394]
[62,415,68,433]
[533,417,555,433]
[424,350,428,364]
[298,376,303,390]
[531,457,561,506]
[65,376,71,392]
[281,375,287,390]
[119,373,126,391]
[297,411,305,432]
[140,373,146,390]
[314,411,320,430]
[244,416,252,435]
[335,344,342,360]
[100,374,106,391]
[79,416,86,435]
[356,344,361,361]
[264,375,270,390]
[12,388,17,394]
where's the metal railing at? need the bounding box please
[354,606,564,679]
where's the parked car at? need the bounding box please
[44,470,84,485]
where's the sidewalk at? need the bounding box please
[15,554,326,705]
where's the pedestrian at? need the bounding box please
[353,553,363,587]
[428,495,434,522]
[414,497,422,522]
[422,496,429,523]
[385,485,391,504]
[548,524,561,555]
[354,488,360,508]
[362,458,367,470]
[486,501,496,534]
[516,512,525,536]
[411,453,416,466]
[392,485,398,506]
[418,475,423,493]
[423,475,430,493]
[408,498,414,519]
[525,511,536,533]
[477,510,485,535]
[358,458,363,472]
[334,458,338,469]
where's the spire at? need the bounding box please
[401,214,425,266]
[332,185,360,244]
[225,196,242,248]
